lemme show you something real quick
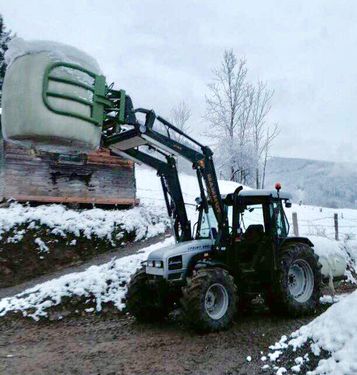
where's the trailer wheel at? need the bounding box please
[181,268,237,332]
[125,267,168,322]
[266,243,322,316]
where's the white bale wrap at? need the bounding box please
[2,38,104,153]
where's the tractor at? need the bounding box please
[126,186,321,331]
[100,99,322,332]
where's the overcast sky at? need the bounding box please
[1,0,357,163]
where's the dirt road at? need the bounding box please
[0,308,313,375]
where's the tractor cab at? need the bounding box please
[228,188,292,242]
[195,187,292,243]
[194,186,294,289]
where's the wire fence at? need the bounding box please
[289,211,357,241]
[139,188,355,242]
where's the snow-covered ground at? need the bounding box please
[266,290,357,375]
[0,200,169,247]
[0,237,174,320]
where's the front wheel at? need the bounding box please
[266,243,322,316]
[125,267,169,322]
[181,268,237,332]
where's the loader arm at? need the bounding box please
[111,147,191,242]
[102,100,229,248]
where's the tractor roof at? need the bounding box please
[238,189,292,200]
[222,189,292,204]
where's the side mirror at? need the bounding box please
[285,201,292,208]
[195,197,202,211]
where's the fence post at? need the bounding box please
[334,213,339,241]
[292,212,299,236]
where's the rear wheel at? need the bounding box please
[266,243,322,316]
[125,267,168,322]
[181,268,237,332]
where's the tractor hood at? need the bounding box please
[147,239,213,262]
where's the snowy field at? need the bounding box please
[137,166,357,241]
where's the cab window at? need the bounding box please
[270,201,288,237]
[240,204,265,232]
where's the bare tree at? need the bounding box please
[261,124,279,188]
[205,50,278,187]
[251,81,279,188]
[170,101,191,143]
[205,50,252,182]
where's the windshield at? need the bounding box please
[196,207,218,239]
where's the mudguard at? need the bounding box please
[281,236,314,248]
[193,259,230,272]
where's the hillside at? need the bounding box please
[265,156,357,209]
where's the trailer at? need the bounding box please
[0,140,137,207]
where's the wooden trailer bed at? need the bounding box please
[0,141,138,207]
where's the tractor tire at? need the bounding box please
[125,267,168,322]
[181,268,237,332]
[266,243,322,317]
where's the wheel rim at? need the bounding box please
[204,283,229,320]
[288,259,314,303]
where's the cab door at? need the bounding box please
[229,202,271,274]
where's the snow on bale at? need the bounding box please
[309,236,349,282]
[0,202,170,288]
[0,238,174,321]
[265,291,357,375]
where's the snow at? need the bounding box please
[137,164,357,243]
[0,200,169,246]
[34,238,49,253]
[0,237,174,320]
[290,203,357,241]
[5,37,101,73]
[309,235,348,280]
[267,290,357,374]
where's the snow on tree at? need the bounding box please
[0,14,13,101]
[170,101,191,143]
[205,49,278,188]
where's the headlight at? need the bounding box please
[147,260,154,267]
[168,255,182,270]
[154,260,163,268]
